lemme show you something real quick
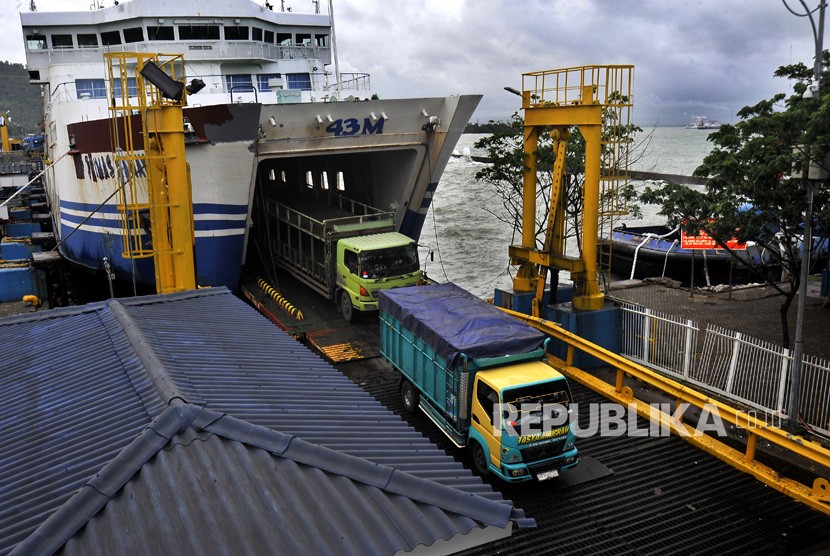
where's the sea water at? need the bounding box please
[420,127,715,297]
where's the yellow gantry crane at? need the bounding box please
[106,52,197,294]
[509,65,634,315]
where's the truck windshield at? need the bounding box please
[503,382,570,423]
[359,244,419,278]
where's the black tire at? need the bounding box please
[340,290,354,322]
[401,380,420,414]
[471,442,491,477]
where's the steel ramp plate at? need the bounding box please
[239,270,382,364]
[551,455,614,489]
[306,327,378,363]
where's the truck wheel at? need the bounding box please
[401,380,420,414]
[340,291,354,322]
[471,442,491,478]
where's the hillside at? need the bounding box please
[0,61,43,138]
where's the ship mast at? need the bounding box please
[328,0,342,99]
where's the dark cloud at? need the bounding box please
[3,0,822,126]
[335,0,821,125]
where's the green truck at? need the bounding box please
[379,283,579,482]
[256,189,421,321]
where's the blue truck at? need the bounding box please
[379,282,579,482]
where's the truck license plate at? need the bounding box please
[536,469,559,481]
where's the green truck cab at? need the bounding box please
[336,233,421,320]
[379,283,579,483]
[254,188,421,321]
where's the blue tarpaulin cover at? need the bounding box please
[379,283,546,366]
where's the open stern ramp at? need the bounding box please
[255,95,481,240]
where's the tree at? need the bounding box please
[473,112,585,253]
[640,53,830,348]
[473,109,644,271]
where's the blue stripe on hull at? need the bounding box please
[399,209,427,240]
[399,181,437,240]
[59,224,245,290]
[61,199,248,215]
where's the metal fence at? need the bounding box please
[618,301,698,378]
[696,325,791,418]
[800,355,830,434]
[616,300,830,436]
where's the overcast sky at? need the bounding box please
[2,0,825,126]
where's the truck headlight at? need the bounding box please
[564,442,575,452]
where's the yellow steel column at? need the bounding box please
[550,129,568,256]
[574,122,605,310]
[0,120,10,152]
[144,104,196,293]
[513,123,540,292]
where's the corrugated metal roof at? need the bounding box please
[0,287,530,555]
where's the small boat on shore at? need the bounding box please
[606,225,778,285]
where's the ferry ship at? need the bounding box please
[20,0,480,289]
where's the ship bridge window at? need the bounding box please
[296,33,311,45]
[315,34,329,47]
[26,34,47,50]
[76,79,107,99]
[51,34,73,48]
[101,30,122,46]
[225,74,254,93]
[148,26,174,40]
[257,74,280,92]
[224,26,249,40]
[123,27,145,43]
[286,73,311,91]
[113,78,138,98]
[77,33,99,48]
[264,29,274,43]
[276,33,292,45]
[180,25,220,40]
[252,27,263,41]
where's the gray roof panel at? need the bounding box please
[1,287,530,555]
[13,404,516,556]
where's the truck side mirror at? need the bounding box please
[430,250,434,262]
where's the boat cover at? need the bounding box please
[379,282,546,366]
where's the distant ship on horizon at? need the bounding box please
[685,116,721,130]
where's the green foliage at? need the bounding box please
[472,107,642,252]
[464,120,513,134]
[0,61,43,138]
[639,52,830,347]
[641,57,829,258]
[473,111,581,250]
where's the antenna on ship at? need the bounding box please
[328,0,342,99]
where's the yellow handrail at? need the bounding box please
[498,306,830,515]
